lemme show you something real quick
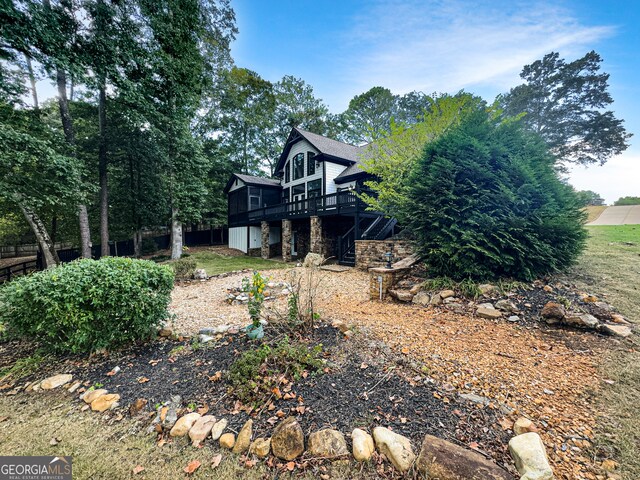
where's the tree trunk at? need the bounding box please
[78,205,92,258]
[133,230,142,258]
[18,205,59,268]
[170,207,182,260]
[98,82,109,257]
[24,53,38,109]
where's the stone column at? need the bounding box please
[282,219,292,262]
[310,216,323,255]
[260,221,270,259]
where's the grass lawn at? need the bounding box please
[566,225,640,479]
[189,251,291,276]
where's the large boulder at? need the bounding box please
[307,429,348,458]
[352,428,375,462]
[271,417,305,461]
[373,426,415,472]
[508,432,554,480]
[416,434,512,479]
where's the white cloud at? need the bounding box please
[566,149,640,205]
[324,0,614,109]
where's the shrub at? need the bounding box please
[170,256,197,279]
[402,110,587,281]
[141,237,159,255]
[613,196,640,206]
[0,257,174,353]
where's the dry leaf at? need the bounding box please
[401,347,410,354]
[209,371,222,382]
[184,460,201,474]
[157,439,167,447]
[271,386,282,399]
[360,362,369,369]
[132,465,145,475]
[499,417,514,431]
[197,404,209,415]
[285,461,295,471]
[137,377,149,384]
[211,454,222,469]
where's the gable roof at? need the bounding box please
[274,127,364,174]
[223,173,281,193]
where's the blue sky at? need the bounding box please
[231,0,639,203]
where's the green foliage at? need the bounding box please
[613,196,640,206]
[0,257,174,353]
[0,352,45,383]
[500,51,631,167]
[170,256,197,280]
[403,110,587,281]
[576,190,605,207]
[141,238,159,255]
[228,336,324,404]
[361,92,486,218]
[421,277,482,299]
[242,271,268,328]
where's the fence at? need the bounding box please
[0,258,39,283]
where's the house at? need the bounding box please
[224,127,397,265]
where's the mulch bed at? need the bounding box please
[0,324,513,475]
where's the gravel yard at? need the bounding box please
[171,265,609,479]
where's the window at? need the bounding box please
[307,152,315,175]
[307,179,321,198]
[282,187,289,203]
[285,161,290,183]
[293,153,304,180]
[292,184,305,198]
[248,187,262,210]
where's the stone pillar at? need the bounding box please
[282,219,292,262]
[261,221,270,259]
[310,216,323,255]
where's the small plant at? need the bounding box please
[0,352,45,383]
[422,277,457,292]
[556,295,572,309]
[457,278,482,299]
[242,271,268,337]
[421,276,481,299]
[169,345,186,357]
[170,257,197,280]
[94,382,104,388]
[228,336,324,404]
[187,402,197,411]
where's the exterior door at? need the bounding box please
[291,231,298,257]
[292,192,305,213]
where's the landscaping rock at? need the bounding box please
[372,426,416,472]
[564,313,599,329]
[460,393,491,406]
[541,302,565,322]
[412,291,431,306]
[352,428,375,462]
[193,268,208,280]
[67,381,82,393]
[197,334,215,344]
[271,417,305,461]
[308,429,348,458]
[389,289,414,302]
[601,323,632,338]
[611,313,631,325]
[495,299,517,313]
[169,412,201,437]
[416,434,512,479]
[303,253,324,267]
[210,418,228,441]
[250,437,271,458]
[514,417,538,435]
[40,374,73,390]
[507,315,520,322]
[91,393,120,412]
[410,284,423,295]
[158,327,173,337]
[232,419,253,454]
[440,289,455,299]
[508,432,554,480]
[220,432,235,449]
[429,293,443,306]
[82,388,108,404]
[476,306,502,319]
[189,415,217,446]
[479,284,496,295]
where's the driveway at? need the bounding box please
[587,205,640,225]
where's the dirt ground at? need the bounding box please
[170,266,611,480]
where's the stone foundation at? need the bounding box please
[282,220,292,263]
[355,240,414,270]
[261,221,270,259]
[310,216,323,255]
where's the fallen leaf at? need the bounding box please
[132,465,145,475]
[499,417,514,431]
[295,406,306,414]
[157,439,167,447]
[137,377,149,384]
[209,371,222,382]
[211,454,222,468]
[360,362,369,369]
[285,461,295,471]
[197,404,209,415]
[276,410,286,418]
[271,386,282,399]
[184,460,201,474]
[401,347,410,354]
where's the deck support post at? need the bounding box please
[260,221,270,259]
[310,216,323,255]
[282,219,292,262]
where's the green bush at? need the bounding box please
[613,196,640,206]
[0,257,174,353]
[141,237,159,255]
[170,256,197,279]
[402,110,587,281]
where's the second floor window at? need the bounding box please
[285,161,290,183]
[293,153,304,180]
[307,152,315,175]
[248,187,262,210]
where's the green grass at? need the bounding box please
[566,225,640,479]
[189,252,290,276]
[0,352,44,383]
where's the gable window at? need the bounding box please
[285,161,290,183]
[307,152,316,175]
[293,153,304,180]
[307,179,321,198]
[248,187,262,210]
